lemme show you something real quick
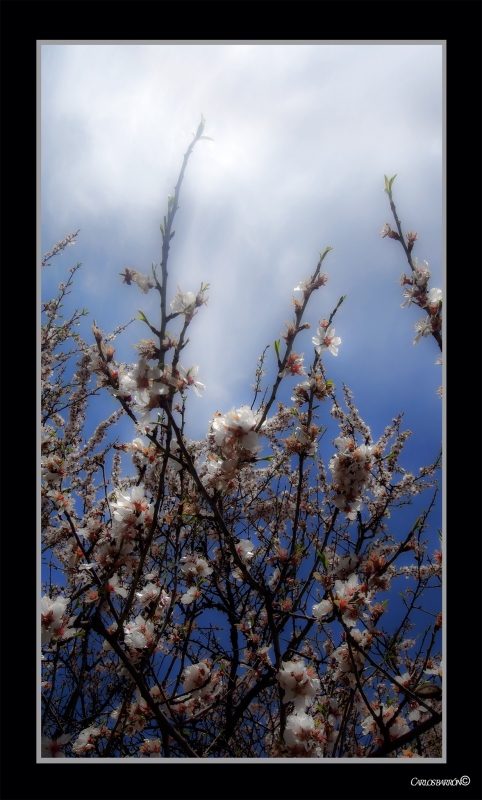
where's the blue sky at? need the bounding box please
[41,41,443,521]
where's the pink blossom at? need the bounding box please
[182,661,211,692]
[41,733,71,758]
[41,595,69,645]
[278,352,306,379]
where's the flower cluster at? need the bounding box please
[136,582,171,610]
[291,373,334,406]
[171,661,223,718]
[108,358,175,423]
[331,628,373,682]
[200,454,240,492]
[182,660,211,692]
[276,659,328,756]
[42,230,78,266]
[283,710,328,757]
[293,272,328,297]
[230,538,256,582]
[111,689,153,736]
[360,702,410,744]
[71,726,102,756]
[398,260,442,345]
[210,405,263,460]
[179,553,213,603]
[282,423,320,457]
[381,181,443,361]
[276,658,321,711]
[180,553,213,581]
[329,436,382,520]
[173,364,205,397]
[313,573,368,629]
[278,352,306,379]
[139,738,163,758]
[124,616,156,650]
[41,595,69,645]
[110,486,154,542]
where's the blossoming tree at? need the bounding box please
[41,118,442,759]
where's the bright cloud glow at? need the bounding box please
[41,43,442,459]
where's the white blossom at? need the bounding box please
[312,325,341,357]
[170,287,196,314]
[211,405,261,460]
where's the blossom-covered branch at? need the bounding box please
[380,175,442,354]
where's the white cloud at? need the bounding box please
[41,43,442,446]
